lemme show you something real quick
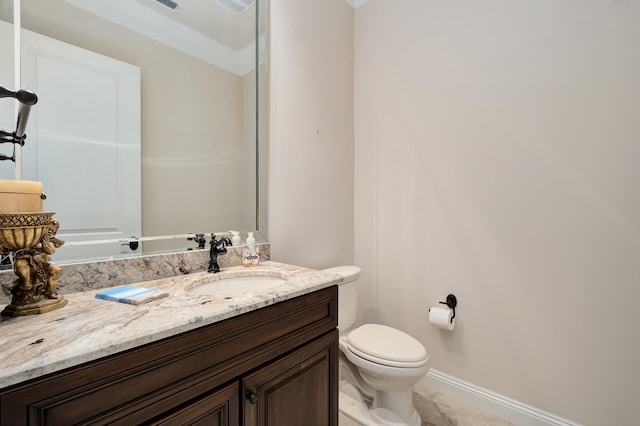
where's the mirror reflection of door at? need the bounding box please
[0,21,142,262]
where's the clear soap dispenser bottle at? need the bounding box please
[230,231,241,246]
[243,232,259,267]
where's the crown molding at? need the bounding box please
[65,0,254,76]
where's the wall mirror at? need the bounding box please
[0,0,268,264]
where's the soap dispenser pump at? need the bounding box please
[243,232,259,267]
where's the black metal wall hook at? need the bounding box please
[438,294,457,323]
[1,85,38,162]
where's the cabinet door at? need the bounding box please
[16,23,142,262]
[242,330,338,426]
[149,381,240,426]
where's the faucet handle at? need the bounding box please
[210,234,232,246]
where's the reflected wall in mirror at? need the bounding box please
[0,0,268,263]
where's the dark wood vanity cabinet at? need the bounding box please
[242,331,336,426]
[0,286,338,426]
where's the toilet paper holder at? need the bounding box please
[438,294,457,323]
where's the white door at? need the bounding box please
[0,21,142,262]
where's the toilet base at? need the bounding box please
[339,380,421,426]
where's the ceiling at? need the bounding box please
[19,0,255,50]
[19,0,257,75]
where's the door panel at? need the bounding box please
[242,331,338,426]
[6,24,141,261]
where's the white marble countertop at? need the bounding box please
[0,261,341,389]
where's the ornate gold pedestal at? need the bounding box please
[0,213,66,317]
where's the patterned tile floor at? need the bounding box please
[339,383,513,426]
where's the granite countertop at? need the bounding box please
[0,261,341,389]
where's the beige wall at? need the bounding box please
[141,49,253,237]
[268,0,355,268]
[354,1,640,425]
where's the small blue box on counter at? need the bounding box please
[95,285,168,305]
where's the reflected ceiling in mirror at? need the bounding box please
[0,0,266,263]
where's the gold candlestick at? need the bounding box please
[0,212,66,317]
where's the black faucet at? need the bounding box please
[188,233,206,250]
[207,234,232,273]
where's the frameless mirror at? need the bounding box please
[0,0,268,263]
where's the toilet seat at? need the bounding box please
[346,324,428,368]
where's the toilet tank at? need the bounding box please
[323,266,361,331]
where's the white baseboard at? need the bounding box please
[420,369,582,426]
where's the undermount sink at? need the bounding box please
[188,272,288,296]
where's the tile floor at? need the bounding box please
[339,382,513,426]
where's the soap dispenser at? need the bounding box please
[230,231,241,246]
[243,232,259,267]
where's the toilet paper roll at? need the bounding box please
[429,307,455,331]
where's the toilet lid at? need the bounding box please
[346,324,428,368]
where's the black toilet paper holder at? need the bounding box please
[438,294,457,323]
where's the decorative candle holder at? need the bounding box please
[0,212,66,316]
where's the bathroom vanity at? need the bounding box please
[0,262,340,425]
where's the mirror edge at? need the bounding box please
[256,0,269,241]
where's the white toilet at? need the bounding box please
[323,266,429,426]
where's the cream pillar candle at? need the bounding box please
[0,180,44,213]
